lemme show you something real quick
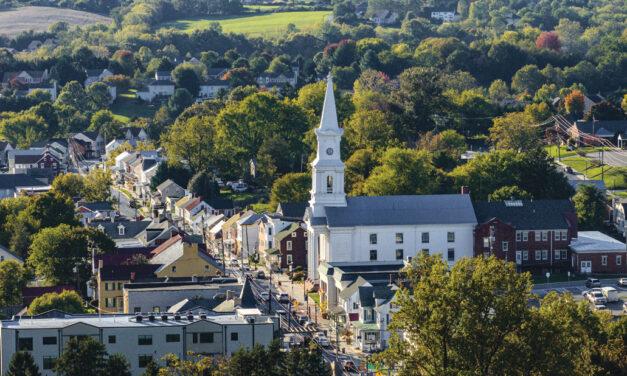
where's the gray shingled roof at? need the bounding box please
[0,174,47,190]
[473,200,575,230]
[88,220,151,239]
[324,195,477,227]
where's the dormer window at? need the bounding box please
[117,224,125,236]
[326,176,333,193]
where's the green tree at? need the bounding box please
[572,185,606,230]
[511,65,545,94]
[344,109,398,151]
[172,64,201,97]
[6,351,40,376]
[489,112,542,151]
[269,173,310,209]
[54,337,107,376]
[104,354,131,376]
[86,82,112,111]
[141,360,160,376]
[377,255,532,375]
[488,186,532,201]
[158,353,216,375]
[0,113,47,148]
[83,168,112,202]
[282,345,331,376]
[28,290,86,315]
[89,110,123,141]
[167,88,194,117]
[150,163,192,191]
[0,260,28,307]
[51,173,86,198]
[363,148,439,196]
[187,170,220,200]
[161,115,216,173]
[55,81,90,113]
[345,148,378,195]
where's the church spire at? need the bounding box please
[319,73,339,131]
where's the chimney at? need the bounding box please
[152,208,159,223]
[130,272,136,282]
[461,186,470,195]
[110,215,115,223]
[98,259,103,269]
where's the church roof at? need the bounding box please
[318,74,340,131]
[324,195,477,227]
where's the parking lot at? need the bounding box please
[533,281,627,315]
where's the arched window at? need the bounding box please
[326,175,333,193]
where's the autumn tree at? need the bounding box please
[564,90,585,116]
[489,112,542,151]
[536,31,561,51]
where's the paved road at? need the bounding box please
[533,279,627,316]
[111,187,136,219]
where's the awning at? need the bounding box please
[352,322,380,331]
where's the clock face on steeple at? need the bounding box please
[326,147,333,156]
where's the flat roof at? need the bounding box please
[570,231,626,253]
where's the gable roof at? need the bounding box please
[239,213,263,226]
[150,235,183,257]
[324,195,477,227]
[156,179,183,193]
[473,200,575,230]
[207,197,234,210]
[275,222,303,243]
[277,202,307,220]
[88,220,152,239]
[573,120,627,137]
[0,174,47,190]
[99,264,160,281]
[121,127,145,138]
[77,201,113,212]
[238,278,257,309]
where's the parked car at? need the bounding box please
[229,259,239,267]
[585,278,601,288]
[594,304,609,311]
[297,315,309,325]
[304,319,317,330]
[283,333,304,349]
[587,290,607,304]
[260,292,270,301]
[342,359,357,372]
[565,166,574,174]
[275,309,287,316]
[618,277,627,287]
[231,181,248,193]
[216,178,225,187]
[255,270,266,279]
[277,292,290,304]
[623,302,627,313]
[313,332,330,347]
[601,287,619,302]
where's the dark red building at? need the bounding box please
[473,200,577,274]
[272,222,307,270]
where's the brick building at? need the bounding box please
[267,222,307,270]
[570,231,627,274]
[473,200,577,274]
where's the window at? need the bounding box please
[421,232,429,243]
[192,333,198,343]
[268,228,272,235]
[152,306,160,313]
[118,225,125,236]
[268,241,273,249]
[286,241,292,251]
[483,237,490,248]
[522,251,529,261]
[43,356,56,370]
[561,250,567,260]
[561,231,568,241]
[534,232,540,241]
[542,250,548,260]
[231,332,239,341]
[134,307,141,313]
[502,241,508,252]
[617,255,622,265]
[326,175,333,193]
[421,249,430,256]
[395,249,403,260]
[291,232,297,238]
[199,332,214,343]
[369,250,377,260]
[516,231,522,242]
[108,335,116,344]
[105,298,116,308]
[42,336,56,345]
[287,254,293,264]
[523,232,528,242]
[117,282,123,290]
[447,232,455,242]
[18,338,33,351]
[171,266,176,273]
[601,255,608,266]
[166,334,180,343]
[554,250,560,260]
[554,231,559,240]
[369,234,377,244]
[138,355,152,368]
[447,248,455,262]
[104,282,110,291]
[535,250,541,261]
[138,335,152,345]
[395,233,403,244]
[541,231,548,241]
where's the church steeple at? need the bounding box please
[309,74,346,218]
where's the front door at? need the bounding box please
[581,260,592,274]
[515,251,522,265]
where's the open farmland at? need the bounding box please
[161,10,331,38]
[0,6,111,36]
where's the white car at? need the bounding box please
[259,292,270,301]
[594,304,609,311]
[313,332,330,347]
[587,291,607,304]
[618,278,627,287]
[231,181,248,193]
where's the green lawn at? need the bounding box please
[160,10,331,38]
[547,146,627,190]
[110,91,157,123]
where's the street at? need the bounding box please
[111,186,137,219]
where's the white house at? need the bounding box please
[84,68,114,87]
[431,11,457,22]
[256,67,299,88]
[236,213,263,259]
[198,79,230,99]
[0,310,277,376]
[369,9,399,25]
[304,76,477,308]
[122,127,150,146]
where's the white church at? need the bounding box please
[305,75,478,307]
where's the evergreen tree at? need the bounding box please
[6,351,41,376]
[54,337,107,376]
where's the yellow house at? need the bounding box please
[96,263,160,313]
[149,234,222,278]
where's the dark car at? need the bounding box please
[585,278,601,288]
[255,270,266,279]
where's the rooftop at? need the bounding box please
[474,200,575,230]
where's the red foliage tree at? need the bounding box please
[536,31,561,51]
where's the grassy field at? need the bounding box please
[0,6,111,36]
[110,91,157,123]
[547,146,627,190]
[161,10,331,38]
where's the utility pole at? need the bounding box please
[268,267,272,314]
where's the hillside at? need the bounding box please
[0,6,111,36]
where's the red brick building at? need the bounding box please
[570,231,627,274]
[473,200,578,274]
[268,222,307,270]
